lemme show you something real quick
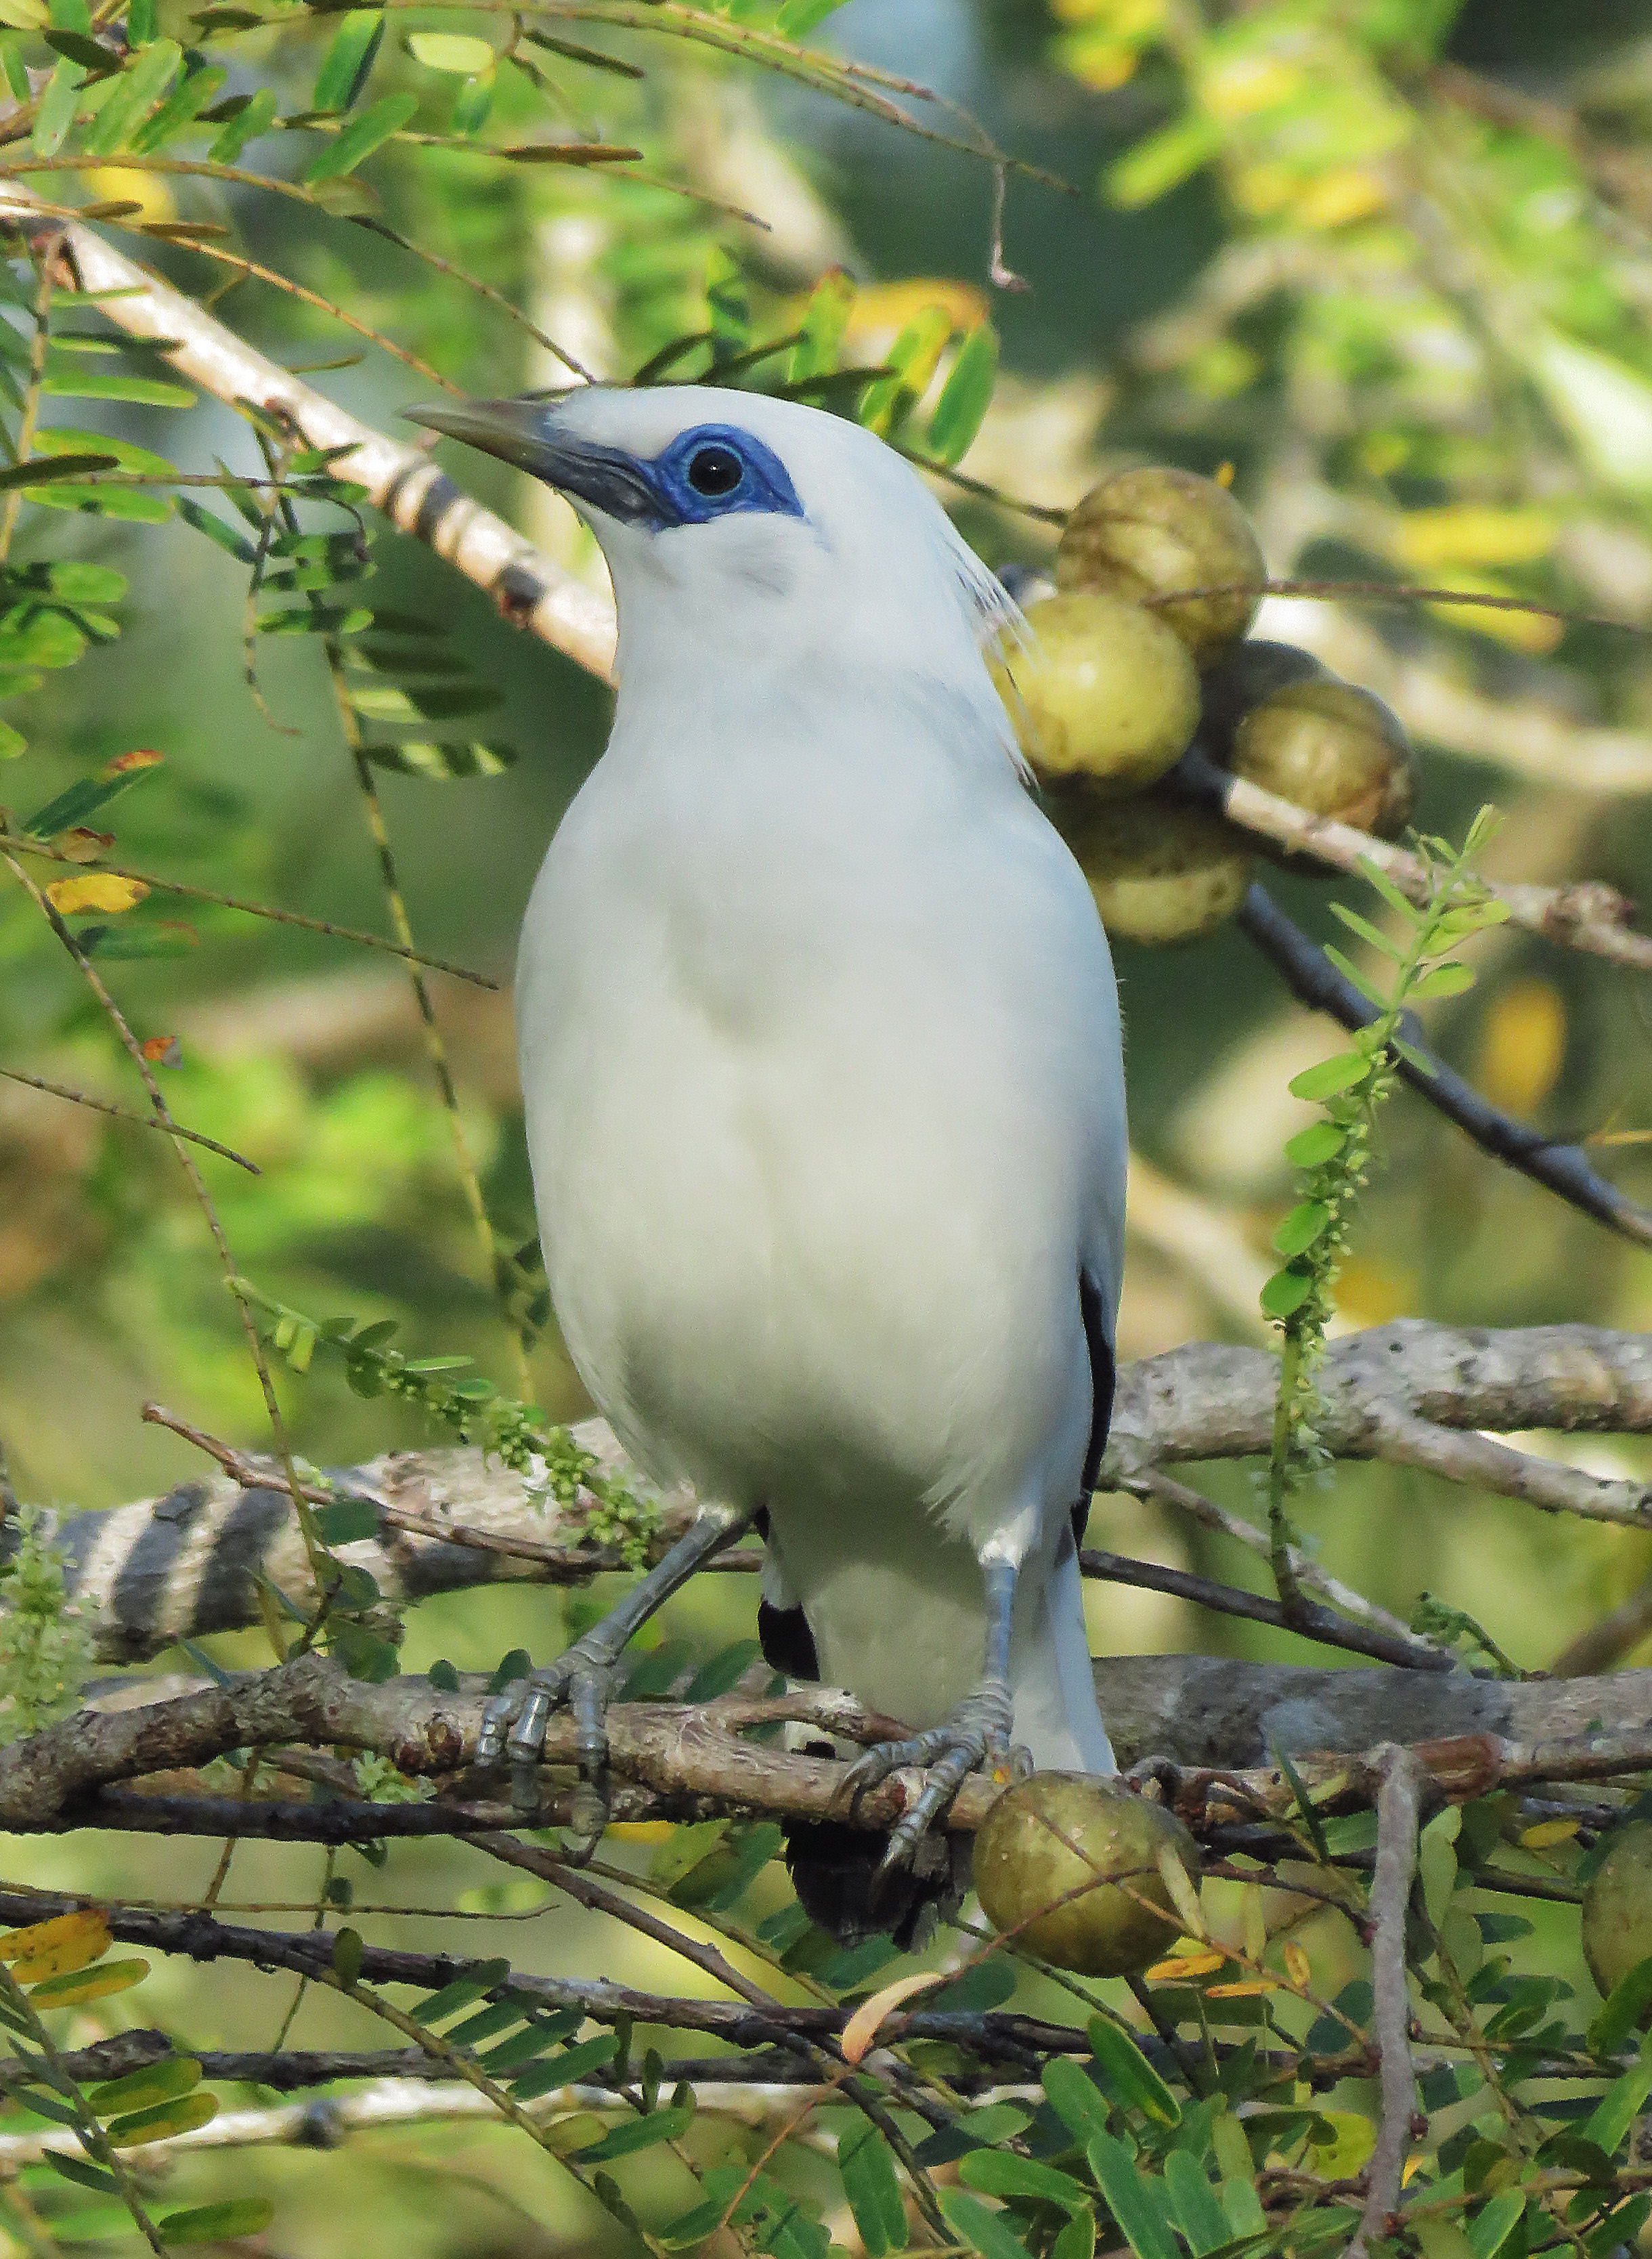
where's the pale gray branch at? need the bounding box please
[1347,1748,1425,2259]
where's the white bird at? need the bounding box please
[411,383,1128,1930]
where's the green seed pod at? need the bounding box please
[1056,790,1253,945]
[991,591,1201,795]
[1057,466,1267,664]
[1231,677,1416,838]
[973,1772,1200,1977]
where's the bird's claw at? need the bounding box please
[476,1633,622,1852]
[835,1679,1021,1874]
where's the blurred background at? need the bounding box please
[1,1,1651,2247]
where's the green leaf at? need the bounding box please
[410,1961,510,2025]
[0,452,116,490]
[331,1927,363,1987]
[926,322,997,465]
[364,739,513,777]
[90,2057,201,2117]
[32,57,85,153]
[959,2151,1090,2212]
[1320,945,1389,1010]
[509,2029,618,2098]
[1355,855,1419,920]
[475,2010,582,2072]
[257,603,373,634]
[158,2199,274,2244]
[302,90,414,181]
[313,7,381,109]
[83,37,181,154]
[775,0,848,34]
[74,919,197,958]
[42,26,114,68]
[0,718,25,759]
[705,245,748,361]
[838,2121,908,2256]
[1259,1266,1313,1320]
[573,2103,694,2161]
[129,55,223,146]
[1086,2137,1177,2259]
[450,70,490,131]
[206,83,275,160]
[41,368,195,407]
[406,29,493,72]
[1041,2057,1112,2147]
[940,2190,1035,2259]
[1284,1121,1347,1167]
[861,304,953,435]
[791,267,854,384]
[1410,960,1475,999]
[1326,900,1404,960]
[1582,2049,1652,2155]
[1588,1956,1652,2059]
[107,2090,218,2146]
[1106,112,1220,208]
[1288,1052,1369,1101]
[313,1497,379,1545]
[42,2151,118,2195]
[1271,1201,1331,1259]
[175,497,257,560]
[1465,2189,1527,2259]
[1161,2153,1229,2258]
[28,1957,146,2005]
[1051,2211,1095,2259]
[1087,2017,1181,2126]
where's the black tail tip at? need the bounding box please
[783,1817,970,1952]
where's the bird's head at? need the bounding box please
[408,383,1018,706]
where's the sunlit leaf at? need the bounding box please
[926,322,997,465]
[28,1957,147,2006]
[406,30,494,74]
[90,2057,202,2119]
[313,7,381,110]
[0,1911,111,1976]
[106,2091,218,2146]
[158,2199,274,2243]
[302,91,415,182]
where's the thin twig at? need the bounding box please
[7,837,498,987]
[0,1067,259,1171]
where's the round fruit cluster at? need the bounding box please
[991,468,1418,945]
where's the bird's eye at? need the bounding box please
[686,443,744,498]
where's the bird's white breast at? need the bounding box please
[516,672,1124,1726]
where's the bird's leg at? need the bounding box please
[836,1547,1024,1874]
[477,1502,755,1845]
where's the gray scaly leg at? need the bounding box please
[835,1556,1022,1873]
[478,1502,754,1849]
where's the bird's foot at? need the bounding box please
[835,1679,1023,1874]
[476,1629,624,1854]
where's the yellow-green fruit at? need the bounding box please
[1057,792,1253,946]
[992,593,1200,794]
[1582,1823,1652,2003]
[973,1772,1200,1977]
[1198,639,1327,752]
[1232,679,1416,838]
[1056,466,1266,664]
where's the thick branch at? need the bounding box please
[41,1323,1652,1664]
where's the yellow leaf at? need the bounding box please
[28,1957,147,2008]
[841,1971,948,2066]
[1282,1940,1311,1989]
[841,279,988,349]
[1477,979,1567,1117]
[1519,1818,1579,1849]
[107,2091,219,2147]
[45,873,148,916]
[1394,506,1557,572]
[1146,1943,1226,1981]
[85,167,174,225]
[604,1821,674,1845]
[1422,573,1563,655]
[1295,168,1387,230]
[1200,51,1303,120]
[1309,2109,1376,2178]
[1206,1978,1278,1998]
[0,1910,110,1980]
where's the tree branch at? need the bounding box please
[42,1322,1652,1664]
[1347,1748,1425,2259]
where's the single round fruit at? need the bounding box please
[1056,792,1253,945]
[991,593,1200,794]
[1197,639,1328,758]
[1057,466,1267,664]
[1231,679,1416,838]
[973,1771,1201,1977]
[1582,1822,1652,2004]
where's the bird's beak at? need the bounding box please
[406,395,659,524]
